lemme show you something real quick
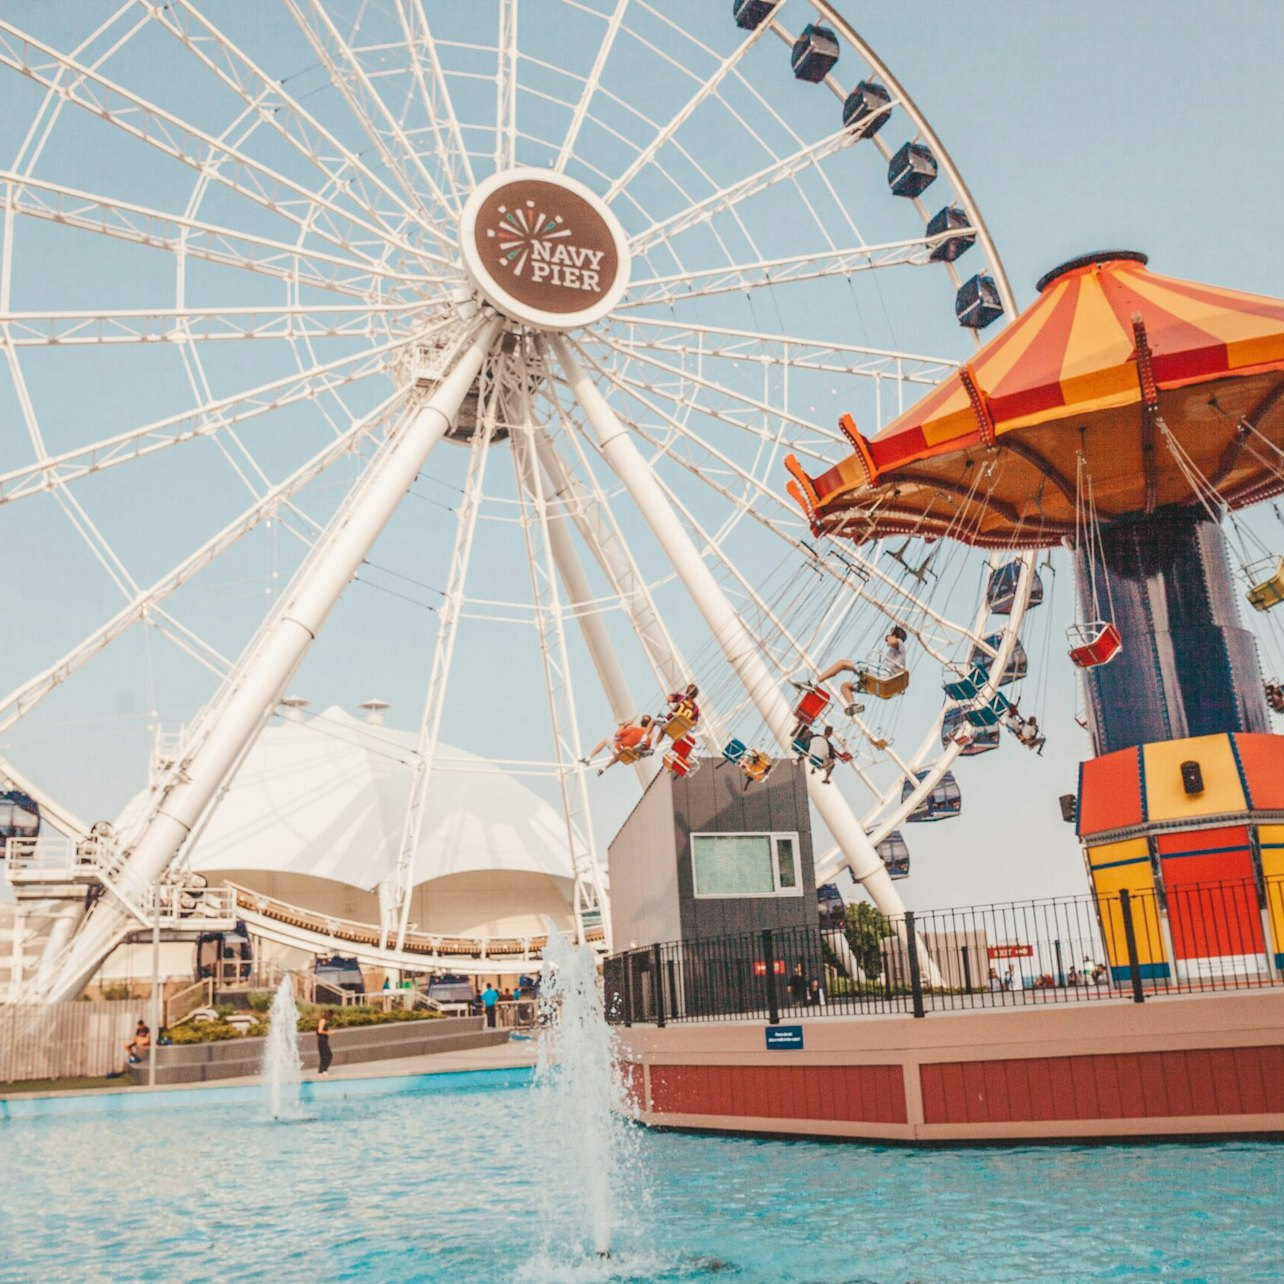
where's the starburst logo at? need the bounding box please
[486,199,606,293]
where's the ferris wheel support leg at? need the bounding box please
[550,336,905,918]
[33,319,503,1005]
[516,434,650,789]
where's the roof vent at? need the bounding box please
[280,695,309,723]
[360,699,390,726]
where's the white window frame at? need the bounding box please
[690,831,803,899]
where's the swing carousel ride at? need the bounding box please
[0,2,1279,1003]
[793,249,1284,978]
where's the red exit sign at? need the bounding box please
[988,944,1034,960]
[753,960,787,975]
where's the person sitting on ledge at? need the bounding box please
[581,715,655,775]
[808,625,908,717]
[1266,680,1284,714]
[124,1021,150,1065]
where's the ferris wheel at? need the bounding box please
[0,0,1042,1002]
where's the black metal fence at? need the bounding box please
[604,876,1284,1026]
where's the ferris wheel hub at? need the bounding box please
[458,168,631,332]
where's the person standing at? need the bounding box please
[316,1010,334,1075]
[481,982,500,1029]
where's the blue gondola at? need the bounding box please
[876,831,910,879]
[942,706,1000,755]
[901,770,961,822]
[817,882,846,928]
[0,790,39,845]
[987,561,1045,615]
[841,80,892,139]
[943,665,987,701]
[790,24,839,82]
[968,633,1028,686]
[965,693,1012,727]
[732,0,777,30]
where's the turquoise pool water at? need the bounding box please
[2,1074,1280,1282]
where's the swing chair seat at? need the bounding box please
[791,685,831,726]
[857,664,909,699]
[614,743,653,766]
[722,739,747,764]
[1067,621,1122,668]
[663,733,700,777]
[662,712,696,740]
[1245,557,1284,612]
[741,750,773,783]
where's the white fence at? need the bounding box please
[0,1001,140,1083]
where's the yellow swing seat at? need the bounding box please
[1246,557,1284,612]
[857,665,910,699]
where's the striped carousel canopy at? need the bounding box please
[788,253,1284,548]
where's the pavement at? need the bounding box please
[0,1032,540,1103]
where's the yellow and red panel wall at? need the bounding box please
[1077,733,1284,979]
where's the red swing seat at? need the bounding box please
[1067,621,1122,669]
[791,685,832,726]
[663,733,701,777]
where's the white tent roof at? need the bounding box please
[128,707,574,892]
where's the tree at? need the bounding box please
[844,901,892,982]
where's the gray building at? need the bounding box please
[607,757,822,1020]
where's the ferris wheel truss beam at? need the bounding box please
[573,339,985,663]
[0,331,417,506]
[610,316,958,388]
[0,21,435,271]
[0,172,441,301]
[629,127,854,258]
[396,0,477,200]
[520,429,653,790]
[147,0,451,256]
[511,386,609,948]
[551,334,904,917]
[386,370,501,952]
[26,317,500,1004]
[619,233,962,311]
[530,388,718,745]
[281,0,460,225]
[0,302,423,348]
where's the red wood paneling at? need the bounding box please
[648,1062,907,1124]
[1156,828,1263,959]
[920,1046,1284,1124]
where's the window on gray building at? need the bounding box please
[692,832,801,898]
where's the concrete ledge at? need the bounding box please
[128,1016,508,1086]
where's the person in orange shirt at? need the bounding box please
[581,715,654,775]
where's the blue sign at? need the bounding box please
[765,1025,804,1050]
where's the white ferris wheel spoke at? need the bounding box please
[0,21,428,270]
[281,0,462,227]
[553,0,628,174]
[610,316,958,391]
[397,0,477,198]
[0,173,444,301]
[147,0,457,260]
[603,7,776,203]
[0,331,419,505]
[495,0,519,171]
[628,127,854,258]
[0,302,426,348]
[619,234,962,310]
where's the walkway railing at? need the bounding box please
[604,877,1284,1026]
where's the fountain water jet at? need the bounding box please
[533,929,637,1261]
[262,974,303,1120]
